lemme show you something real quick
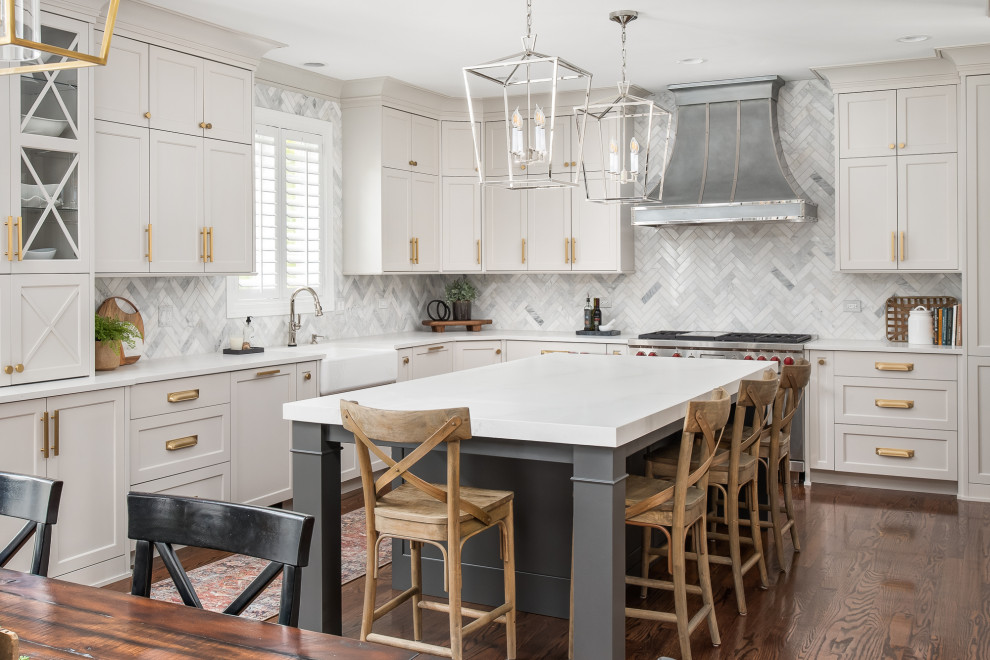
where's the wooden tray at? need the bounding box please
[96,296,145,365]
[422,319,493,333]
[884,295,958,342]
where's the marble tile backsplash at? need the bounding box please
[96,79,961,359]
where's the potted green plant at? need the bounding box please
[445,278,479,321]
[94,314,141,371]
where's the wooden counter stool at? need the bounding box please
[755,359,811,569]
[0,472,63,577]
[623,388,731,660]
[644,371,778,615]
[340,400,517,660]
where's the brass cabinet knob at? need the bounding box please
[402,357,410,365]
[144,111,151,119]
[409,160,418,167]
[520,164,526,170]
[888,143,895,149]
[571,161,577,167]
[495,349,502,355]
[14,364,23,373]
[206,123,213,129]
[3,366,11,375]
[303,372,312,381]
[898,142,905,149]
[818,358,826,365]
[199,122,208,129]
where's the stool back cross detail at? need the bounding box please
[0,472,63,577]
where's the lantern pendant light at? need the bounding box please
[0,0,120,75]
[463,0,593,190]
[576,10,672,204]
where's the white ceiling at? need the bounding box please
[143,0,990,96]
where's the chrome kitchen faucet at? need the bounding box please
[288,287,324,347]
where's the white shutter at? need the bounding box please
[282,130,322,294]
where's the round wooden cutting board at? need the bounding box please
[96,296,146,365]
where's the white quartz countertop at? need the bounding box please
[805,338,964,354]
[0,344,393,404]
[324,329,637,350]
[283,354,769,448]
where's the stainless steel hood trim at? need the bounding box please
[633,75,818,227]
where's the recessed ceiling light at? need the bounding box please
[677,58,707,65]
[897,35,931,43]
[303,62,326,68]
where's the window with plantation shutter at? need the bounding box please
[228,108,333,317]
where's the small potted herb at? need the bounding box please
[94,314,142,371]
[444,278,479,321]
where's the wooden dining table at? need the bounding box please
[0,568,417,659]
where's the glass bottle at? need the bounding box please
[592,298,602,331]
[242,316,255,349]
[584,294,593,331]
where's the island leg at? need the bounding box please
[571,446,626,660]
[291,421,342,634]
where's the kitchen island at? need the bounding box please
[284,353,768,660]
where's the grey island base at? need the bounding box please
[285,354,769,660]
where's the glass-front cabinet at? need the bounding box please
[3,13,90,274]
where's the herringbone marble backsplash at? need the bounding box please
[97,80,961,359]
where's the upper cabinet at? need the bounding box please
[968,75,990,357]
[836,84,959,272]
[93,36,254,275]
[382,108,438,175]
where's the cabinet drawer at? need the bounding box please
[131,373,230,419]
[832,351,956,380]
[834,377,957,430]
[504,341,608,361]
[835,424,956,480]
[131,463,231,502]
[130,404,230,485]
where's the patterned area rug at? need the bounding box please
[149,507,391,620]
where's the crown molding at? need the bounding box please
[256,60,344,101]
[813,55,959,93]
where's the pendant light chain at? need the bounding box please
[620,19,628,86]
[526,0,533,39]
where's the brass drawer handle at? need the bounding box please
[208,227,214,263]
[564,238,569,263]
[201,228,208,262]
[876,447,915,459]
[521,238,526,264]
[52,410,59,457]
[899,231,905,262]
[15,217,22,261]
[477,239,481,265]
[166,435,198,451]
[146,224,153,262]
[167,389,200,403]
[256,369,281,377]
[5,217,11,262]
[875,399,914,409]
[890,231,896,262]
[40,411,49,458]
[427,345,445,352]
[875,362,913,372]
[571,237,576,263]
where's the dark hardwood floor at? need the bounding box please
[106,484,990,659]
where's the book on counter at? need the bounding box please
[931,304,962,346]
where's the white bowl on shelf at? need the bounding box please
[24,247,56,260]
[23,116,69,137]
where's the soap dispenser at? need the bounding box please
[242,316,255,350]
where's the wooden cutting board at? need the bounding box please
[96,296,145,365]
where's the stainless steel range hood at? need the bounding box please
[632,75,817,226]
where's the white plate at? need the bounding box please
[24,248,56,260]
[24,116,69,137]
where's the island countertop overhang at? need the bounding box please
[283,355,770,449]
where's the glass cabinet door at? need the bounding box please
[10,13,89,273]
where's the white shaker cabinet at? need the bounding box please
[93,35,150,127]
[838,157,898,270]
[453,341,503,371]
[381,169,439,272]
[967,75,990,356]
[441,121,480,177]
[203,60,254,145]
[837,90,897,159]
[382,107,438,175]
[484,185,527,271]
[396,348,412,382]
[527,188,572,271]
[442,178,482,272]
[571,186,629,272]
[411,342,453,380]
[808,352,835,471]
[0,398,46,571]
[231,364,297,507]
[150,131,204,272]
[203,140,253,273]
[897,154,958,270]
[838,86,956,159]
[94,121,149,273]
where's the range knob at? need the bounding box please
[770,356,781,363]
[783,356,795,366]
[636,351,646,356]
[648,352,658,357]
[743,355,754,360]
[672,352,682,358]
[757,355,767,361]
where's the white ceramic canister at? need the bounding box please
[908,306,934,345]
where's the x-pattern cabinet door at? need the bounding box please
[9,274,88,385]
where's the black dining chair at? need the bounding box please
[0,471,63,577]
[127,492,315,627]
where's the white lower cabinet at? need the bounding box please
[969,357,990,484]
[135,463,230,502]
[0,389,126,582]
[453,341,503,371]
[410,342,453,379]
[504,340,607,361]
[231,364,296,507]
[809,349,958,481]
[129,404,230,485]
[396,348,412,382]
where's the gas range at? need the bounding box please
[628,330,813,362]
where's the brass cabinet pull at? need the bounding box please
[521,238,526,264]
[40,411,49,458]
[3,366,11,375]
[410,238,415,263]
[564,238,570,263]
[14,364,23,373]
[415,237,419,264]
[876,447,915,459]
[890,231,896,262]
[201,228,208,262]
[818,358,826,366]
[208,227,214,263]
[144,111,151,119]
[52,410,59,457]
[167,389,199,403]
[427,345,445,351]
[146,224,153,262]
[875,362,914,372]
[15,217,22,261]
[166,435,199,451]
[256,369,281,377]
[899,231,904,262]
[303,371,312,381]
[402,356,410,365]
[571,237,576,263]
[4,217,11,261]
[476,239,481,265]
[875,399,914,409]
